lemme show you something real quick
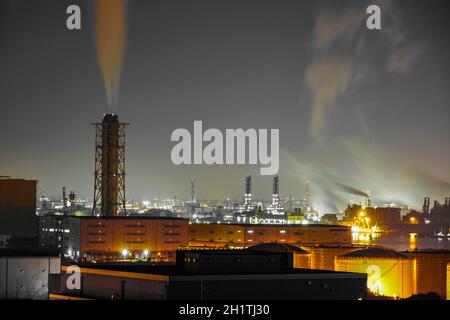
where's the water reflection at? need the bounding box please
[353,233,450,251]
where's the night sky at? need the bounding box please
[0,0,449,212]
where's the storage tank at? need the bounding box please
[307,246,357,271]
[407,250,450,299]
[246,243,311,269]
[335,247,416,298]
[447,263,450,301]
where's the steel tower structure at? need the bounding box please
[92,114,129,216]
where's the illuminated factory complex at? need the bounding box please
[12,113,450,300]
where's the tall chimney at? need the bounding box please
[243,175,253,208]
[62,186,67,208]
[191,178,196,203]
[273,176,279,196]
[245,176,252,196]
[92,114,128,216]
[423,197,430,215]
[270,175,283,215]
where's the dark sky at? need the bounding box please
[1,0,449,211]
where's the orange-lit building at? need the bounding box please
[447,263,450,300]
[335,248,416,299]
[309,246,357,271]
[188,223,352,248]
[41,219,351,262]
[51,216,189,261]
[342,204,401,228]
[0,177,38,237]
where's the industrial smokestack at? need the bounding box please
[191,178,196,203]
[423,197,430,214]
[445,197,450,207]
[243,175,253,208]
[273,176,279,196]
[92,114,129,216]
[270,176,283,215]
[245,176,252,196]
[62,186,67,209]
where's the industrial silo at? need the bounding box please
[335,247,416,299]
[307,246,357,271]
[407,250,450,299]
[447,263,450,301]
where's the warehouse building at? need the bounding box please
[188,223,351,247]
[40,216,189,262]
[39,217,352,262]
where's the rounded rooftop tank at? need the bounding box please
[339,247,408,259]
[336,247,416,298]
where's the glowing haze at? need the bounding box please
[95,0,126,111]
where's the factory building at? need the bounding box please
[430,198,450,226]
[0,249,61,299]
[0,177,38,238]
[39,214,67,250]
[188,223,352,247]
[335,248,416,299]
[51,249,367,300]
[344,204,402,228]
[40,216,351,261]
[40,216,189,262]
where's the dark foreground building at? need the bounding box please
[51,249,367,300]
[0,249,61,299]
[0,177,38,238]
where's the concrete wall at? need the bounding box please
[0,256,60,299]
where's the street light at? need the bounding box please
[122,249,128,260]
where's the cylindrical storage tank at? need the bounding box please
[336,248,416,299]
[447,263,450,301]
[293,250,311,269]
[307,246,357,271]
[246,243,311,269]
[407,251,450,299]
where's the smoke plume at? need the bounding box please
[95,0,126,111]
[335,182,369,198]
